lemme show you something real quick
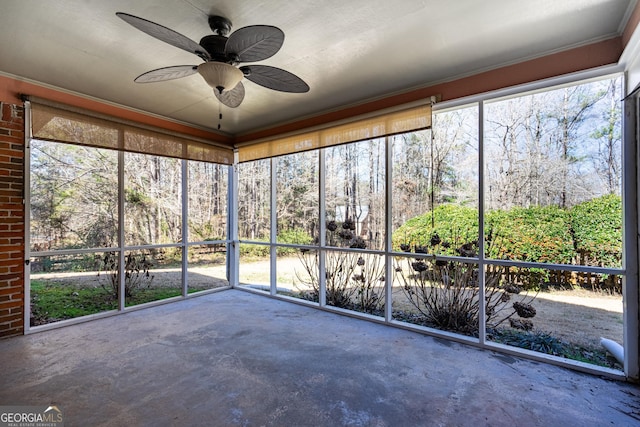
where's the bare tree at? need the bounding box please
[238,159,270,240]
[546,85,607,207]
[30,141,118,250]
[485,79,618,210]
[188,161,228,241]
[591,80,622,195]
[392,108,478,235]
[325,140,385,250]
[276,151,319,242]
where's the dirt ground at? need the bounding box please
[32,256,623,350]
[238,257,624,349]
[528,289,622,348]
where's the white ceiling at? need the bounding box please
[0,0,635,135]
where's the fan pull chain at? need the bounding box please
[217,102,222,130]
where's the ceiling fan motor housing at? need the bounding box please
[199,35,230,62]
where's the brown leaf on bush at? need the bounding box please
[513,301,537,318]
[509,318,534,331]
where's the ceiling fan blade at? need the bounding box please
[214,82,245,108]
[134,65,199,83]
[116,12,210,60]
[225,26,284,63]
[241,65,309,93]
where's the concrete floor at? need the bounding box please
[0,290,639,426]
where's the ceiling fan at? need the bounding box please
[116,12,309,109]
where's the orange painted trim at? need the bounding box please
[236,37,623,144]
[623,0,640,48]
[0,75,233,146]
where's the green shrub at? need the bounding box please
[277,228,313,255]
[570,194,622,267]
[277,228,313,245]
[393,201,620,267]
[240,242,270,258]
[391,199,622,293]
[486,205,575,264]
[238,229,313,258]
[393,204,478,255]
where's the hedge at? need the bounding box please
[393,195,622,267]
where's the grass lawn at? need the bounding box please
[30,280,207,326]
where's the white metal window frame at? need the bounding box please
[22,63,637,380]
[233,64,637,380]
[23,120,234,333]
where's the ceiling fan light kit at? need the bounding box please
[116,11,309,111]
[198,62,244,93]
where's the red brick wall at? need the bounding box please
[0,102,24,338]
